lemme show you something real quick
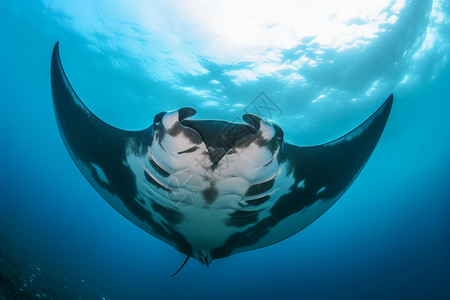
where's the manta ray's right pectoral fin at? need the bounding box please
[287,94,394,206]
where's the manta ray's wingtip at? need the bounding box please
[52,41,60,56]
[384,93,394,110]
[368,94,393,123]
[387,93,394,103]
[51,42,62,74]
[378,93,394,121]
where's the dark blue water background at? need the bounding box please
[1,0,449,299]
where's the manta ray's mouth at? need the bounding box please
[180,118,256,164]
[157,107,278,165]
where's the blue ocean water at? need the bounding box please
[1,0,449,299]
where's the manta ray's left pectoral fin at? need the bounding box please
[51,42,195,255]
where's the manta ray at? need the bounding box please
[50,42,393,269]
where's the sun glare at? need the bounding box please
[45,0,407,81]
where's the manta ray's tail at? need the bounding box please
[170,255,191,278]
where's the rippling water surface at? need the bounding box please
[1,1,449,299]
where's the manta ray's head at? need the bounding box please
[151,107,285,167]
